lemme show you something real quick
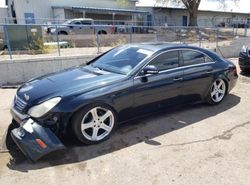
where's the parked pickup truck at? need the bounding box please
[46,18,114,35]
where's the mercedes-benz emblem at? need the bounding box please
[24,94,30,101]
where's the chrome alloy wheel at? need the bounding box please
[210,79,226,103]
[81,107,114,141]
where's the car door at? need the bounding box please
[181,49,215,102]
[80,20,94,34]
[133,50,184,115]
[70,20,82,34]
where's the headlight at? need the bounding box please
[28,97,61,118]
[241,45,247,53]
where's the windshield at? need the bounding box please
[63,20,72,25]
[92,46,154,75]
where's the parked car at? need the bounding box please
[239,45,250,72]
[10,43,238,161]
[46,18,114,35]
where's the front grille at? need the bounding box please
[14,95,27,112]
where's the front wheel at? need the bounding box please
[72,104,117,144]
[206,78,227,105]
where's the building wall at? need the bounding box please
[139,7,250,27]
[50,0,135,9]
[53,8,65,20]
[0,7,8,32]
[8,0,52,24]
[0,7,8,18]
[197,11,249,27]
[8,0,137,24]
[0,7,8,25]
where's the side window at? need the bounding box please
[71,21,81,25]
[149,51,179,71]
[182,50,205,66]
[205,55,214,63]
[81,21,92,25]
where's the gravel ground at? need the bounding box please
[0,58,250,185]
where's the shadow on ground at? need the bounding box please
[5,94,240,172]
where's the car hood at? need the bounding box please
[16,65,126,104]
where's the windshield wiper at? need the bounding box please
[91,64,126,75]
[92,65,104,71]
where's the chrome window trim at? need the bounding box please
[134,48,215,79]
[134,61,215,79]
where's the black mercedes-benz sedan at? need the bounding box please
[10,43,238,161]
[239,45,250,72]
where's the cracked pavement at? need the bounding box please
[0,58,250,185]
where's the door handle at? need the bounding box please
[206,69,213,74]
[173,77,183,81]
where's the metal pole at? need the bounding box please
[4,25,12,59]
[235,23,238,36]
[199,28,201,47]
[96,27,100,54]
[129,26,132,43]
[155,29,158,42]
[178,28,181,43]
[216,28,219,50]
[55,25,61,56]
[244,24,247,37]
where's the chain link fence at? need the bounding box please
[0,23,249,60]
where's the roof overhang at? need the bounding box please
[52,6,150,15]
[152,6,250,15]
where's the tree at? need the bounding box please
[182,0,201,26]
[156,0,201,26]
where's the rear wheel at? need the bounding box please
[58,31,68,35]
[206,78,227,105]
[72,104,117,144]
[98,30,107,35]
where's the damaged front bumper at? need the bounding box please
[10,107,65,161]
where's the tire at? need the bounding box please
[72,104,117,144]
[240,67,249,73]
[206,78,227,105]
[98,30,107,35]
[58,31,68,35]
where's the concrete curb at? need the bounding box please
[0,55,96,85]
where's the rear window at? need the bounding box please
[182,50,205,66]
[149,51,179,71]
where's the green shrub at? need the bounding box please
[28,37,55,54]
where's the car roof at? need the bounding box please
[70,18,93,21]
[122,42,221,61]
[125,42,205,53]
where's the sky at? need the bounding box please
[0,0,249,13]
[137,0,250,13]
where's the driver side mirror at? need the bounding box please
[141,65,159,75]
